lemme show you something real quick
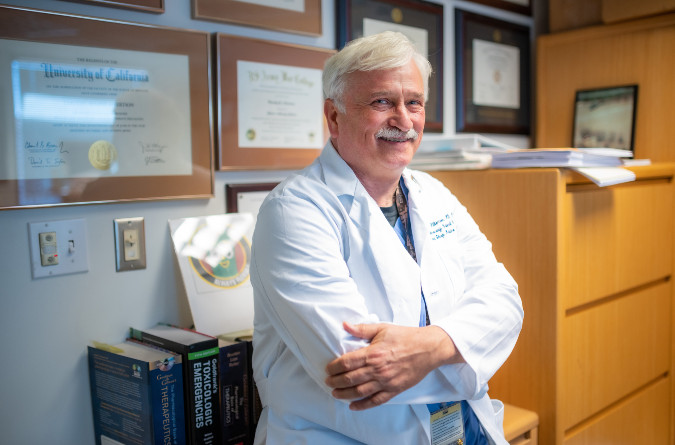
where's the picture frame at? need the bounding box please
[337,0,444,132]
[215,34,334,171]
[59,0,165,13]
[192,0,321,36]
[454,9,531,134]
[225,182,279,214]
[572,84,638,155]
[465,0,531,16]
[0,6,213,210]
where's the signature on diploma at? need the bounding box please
[24,140,69,154]
[139,141,168,166]
[28,156,66,168]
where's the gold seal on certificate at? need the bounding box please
[88,140,117,170]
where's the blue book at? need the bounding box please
[88,340,186,445]
[131,324,221,445]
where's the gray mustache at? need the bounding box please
[375,127,419,141]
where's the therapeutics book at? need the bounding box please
[131,324,221,445]
[87,340,186,445]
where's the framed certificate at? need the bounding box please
[225,182,279,214]
[337,0,444,132]
[59,0,165,13]
[455,9,531,134]
[466,0,531,16]
[0,6,213,209]
[216,34,334,170]
[192,0,321,36]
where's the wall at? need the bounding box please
[0,0,532,443]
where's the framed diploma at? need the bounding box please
[0,6,213,210]
[465,0,531,16]
[192,0,321,36]
[216,34,334,171]
[337,0,444,132]
[225,182,279,214]
[455,9,531,134]
[59,0,165,13]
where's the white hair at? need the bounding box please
[323,31,432,113]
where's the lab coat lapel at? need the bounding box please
[404,171,449,323]
[319,142,422,326]
[360,193,421,327]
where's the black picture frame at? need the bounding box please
[337,0,444,132]
[572,84,638,155]
[455,9,531,134]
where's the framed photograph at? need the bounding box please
[572,85,638,155]
[0,6,213,210]
[466,0,531,16]
[215,34,334,171]
[192,0,321,36]
[225,182,279,214]
[59,0,165,13]
[337,0,444,132]
[454,9,531,134]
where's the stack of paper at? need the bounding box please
[412,134,514,171]
[490,148,630,168]
[410,149,492,170]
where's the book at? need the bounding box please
[87,340,186,445]
[491,148,628,168]
[131,324,221,445]
[218,338,250,445]
[219,330,262,443]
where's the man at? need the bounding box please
[250,31,523,444]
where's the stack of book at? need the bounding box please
[89,324,261,445]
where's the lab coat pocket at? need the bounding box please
[491,399,505,436]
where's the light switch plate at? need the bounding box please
[28,219,89,279]
[114,217,146,271]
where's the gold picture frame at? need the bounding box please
[0,6,213,209]
[59,0,165,13]
[215,34,334,171]
[193,0,321,36]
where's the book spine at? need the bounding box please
[135,331,220,445]
[242,340,262,443]
[189,347,221,445]
[219,341,249,445]
[150,360,186,445]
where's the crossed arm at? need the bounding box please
[325,321,465,411]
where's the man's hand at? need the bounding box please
[325,321,463,411]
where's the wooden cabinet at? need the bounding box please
[429,165,674,444]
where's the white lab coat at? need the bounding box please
[250,141,523,445]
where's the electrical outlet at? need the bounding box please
[114,217,146,271]
[28,219,89,279]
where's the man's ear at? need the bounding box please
[324,99,339,139]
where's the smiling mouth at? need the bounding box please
[376,127,419,142]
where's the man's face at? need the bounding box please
[325,59,425,185]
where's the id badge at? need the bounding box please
[429,402,465,445]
